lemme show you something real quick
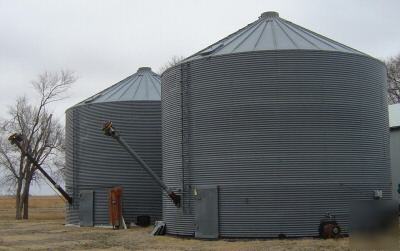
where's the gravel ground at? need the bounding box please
[0,197,349,251]
[0,218,348,251]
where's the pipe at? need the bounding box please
[8,133,73,205]
[102,121,181,207]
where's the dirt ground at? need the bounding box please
[0,196,349,251]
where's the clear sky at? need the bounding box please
[0,0,399,195]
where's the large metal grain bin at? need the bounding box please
[162,12,391,238]
[389,104,400,204]
[65,67,162,226]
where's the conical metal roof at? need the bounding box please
[79,67,160,105]
[184,11,364,62]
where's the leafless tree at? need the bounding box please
[0,71,76,219]
[158,55,185,75]
[387,54,400,104]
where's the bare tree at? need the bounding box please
[387,54,400,104]
[158,55,185,75]
[0,71,76,219]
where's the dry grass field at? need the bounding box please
[0,196,350,250]
[0,196,65,221]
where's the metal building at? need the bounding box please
[389,104,400,204]
[162,12,391,238]
[65,67,162,226]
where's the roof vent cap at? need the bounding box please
[260,11,279,19]
[138,67,151,72]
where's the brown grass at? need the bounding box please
[0,196,350,251]
[0,196,65,220]
[0,196,65,209]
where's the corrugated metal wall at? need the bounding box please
[65,108,77,224]
[390,129,400,203]
[65,101,162,225]
[162,50,391,237]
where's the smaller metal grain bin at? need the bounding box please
[65,67,162,226]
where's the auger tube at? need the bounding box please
[102,121,181,207]
[8,133,73,205]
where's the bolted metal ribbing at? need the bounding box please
[65,101,162,226]
[162,50,391,237]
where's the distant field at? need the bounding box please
[0,196,349,250]
[0,196,65,220]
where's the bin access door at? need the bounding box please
[194,185,219,239]
[79,190,94,226]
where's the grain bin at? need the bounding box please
[389,104,400,204]
[65,67,162,226]
[162,12,391,238]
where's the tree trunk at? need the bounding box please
[21,170,33,220]
[15,178,23,220]
[15,155,25,220]
[23,187,30,219]
[18,187,26,220]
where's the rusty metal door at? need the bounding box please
[108,187,123,228]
